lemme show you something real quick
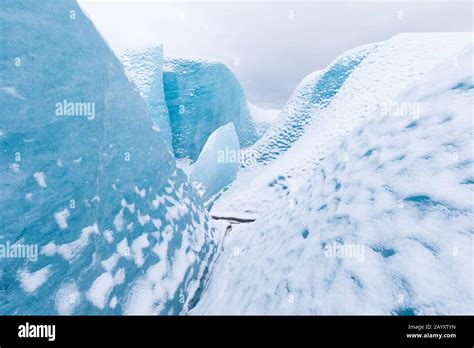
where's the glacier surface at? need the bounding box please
[211,33,473,222]
[1,0,472,317]
[245,43,376,166]
[193,43,474,315]
[247,102,280,138]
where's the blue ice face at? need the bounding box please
[163,58,258,161]
[0,0,216,314]
[190,123,240,202]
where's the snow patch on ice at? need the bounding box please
[41,223,99,261]
[33,172,47,188]
[54,282,80,315]
[18,266,52,294]
[131,233,150,267]
[54,209,70,230]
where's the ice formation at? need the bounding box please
[1,0,472,317]
[0,0,216,314]
[194,43,474,315]
[189,123,240,201]
[245,43,376,166]
[163,57,258,160]
[247,102,280,138]
[121,46,173,147]
[211,33,473,221]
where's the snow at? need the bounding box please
[1,86,25,100]
[41,223,100,261]
[54,209,70,230]
[120,198,135,214]
[175,158,194,177]
[18,266,52,294]
[116,238,132,259]
[136,210,151,226]
[189,123,240,201]
[109,296,118,309]
[0,0,216,315]
[163,57,258,160]
[245,43,376,167]
[101,252,120,272]
[2,1,471,317]
[33,172,47,188]
[124,222,215,315]
[247,102,280,137]
[134,186,146,199]
[86,271,115,309]
[131,233,150,267]
[193,40,474,315]
[247,102,280,125]
[54,282,80,315]
[113,209,125,232]
[210,33,473,221]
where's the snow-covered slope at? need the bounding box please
[245,43,377,166]
[121,46,173,147]
[193,44,474,315]
[0,0,216,315]
[163,57,258,160]
[247,102,280,137]
[190,123,240,201]
[211,33,473,221]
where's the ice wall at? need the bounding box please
[0,0,216,315]
[121,46,173,147]
[189,123,240,201]
[163,58,258,160]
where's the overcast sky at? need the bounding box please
[79,0,473,109]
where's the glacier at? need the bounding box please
[189,123,240,202]
[121,46,173,147]
[163,57,259,160]
[210,33,473,222]
[0,0,217,314]
[193,42,474,315]
[244,43,377,167]
[247,102,280,138]
[0,0,472,318]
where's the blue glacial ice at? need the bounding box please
[0,0,217,314]
[163,57,258,160]
[121,46,173,147]
[189,123,240,202]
